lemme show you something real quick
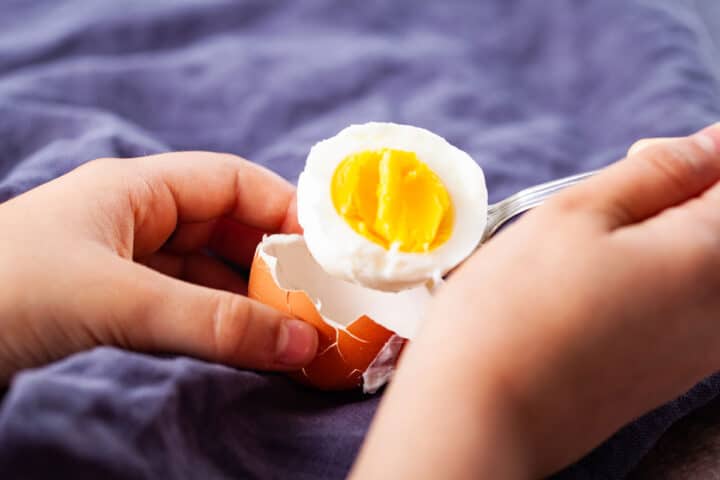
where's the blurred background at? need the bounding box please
[0,1,718,479]
[1,1,718,204]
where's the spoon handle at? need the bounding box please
[482,170,600,242]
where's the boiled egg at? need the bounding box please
[248,122,488,391]
[297,122,488,291]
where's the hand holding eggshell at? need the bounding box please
[0,152,320,384]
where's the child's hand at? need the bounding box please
[0,152,318,384]
[353,124,720,479]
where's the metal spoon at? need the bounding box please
[481,170,600,242]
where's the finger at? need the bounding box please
[208,195,302,267]
[164,221,216,254]
[166,197,301,265]
[281,193,302,234]
[164,219,269,267]
[635,178,720,260]
[123,152,297,256]
[206,195,301,266]
[164,223,300,271]
[92,258,318,370]
[626,137,676,156]
[138,251,248,295]
[207,219,266,267]
[557,123,720,229]
[164,219,292,268]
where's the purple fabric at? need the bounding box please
[1,1,719,478]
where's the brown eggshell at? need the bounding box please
[249,245,404,391]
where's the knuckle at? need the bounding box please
[74,157,119,177]
[86,156,118,169]
[627,139,648,155]
[641,143,704,193]
[544,189,586,213]
[214,151,248,165]
[75,157,140,186]
[126,171,174,240]
[129,172,164,209]
[211,292,253,363]
[540,188,599,227]
[168,151,248,167]
[627,138,670,157]
[83,156,127,173]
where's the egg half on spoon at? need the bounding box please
[248,122,488,392]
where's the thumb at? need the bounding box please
[560,123,720,229]
[94,258,318,371]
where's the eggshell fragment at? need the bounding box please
[248,234,432,391]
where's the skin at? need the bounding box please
[351,123,720,478]
[1,125,720,478]
[0,152,319,384]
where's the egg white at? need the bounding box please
[297,122,488,291]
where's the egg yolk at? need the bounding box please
[330,148,454,253]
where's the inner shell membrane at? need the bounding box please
[263,235,431,339]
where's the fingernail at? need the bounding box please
[694,122,720,154]
[275,319,317,366]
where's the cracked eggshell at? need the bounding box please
[248,234,433,392]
